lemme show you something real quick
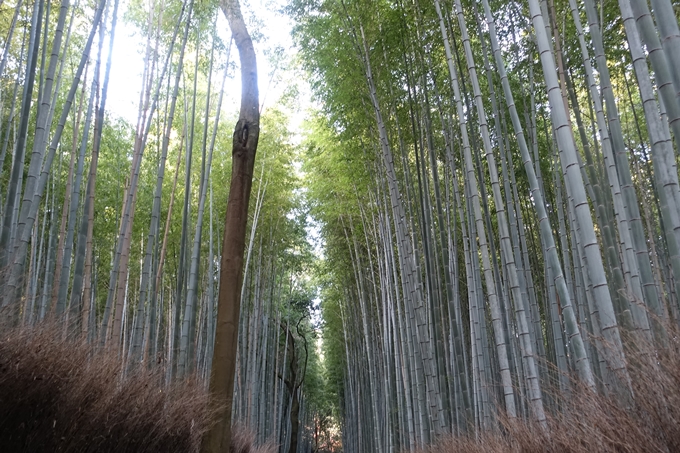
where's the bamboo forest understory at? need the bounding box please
[3,0,680,450]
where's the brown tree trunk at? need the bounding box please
[201,0,259,450]
[284,322,302,453]
[289,388,300,453]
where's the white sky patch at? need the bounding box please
[306,213,325,260]
[311,296,323,331]
[105,9,144,124]
[105,0,309,128]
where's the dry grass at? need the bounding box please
[0,323,276,453]
[230,422,278,453]
[417,326,680,453]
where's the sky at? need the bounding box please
[106,0,309,128]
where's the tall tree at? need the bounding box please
[202,0,260,449]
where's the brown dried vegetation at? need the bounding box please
[229,422,278,453]
[0,323,275,453]
[418,326,680,453]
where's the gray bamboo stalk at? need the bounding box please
[378,179,417,445]
[435,96,472,430]
[21,220,37,324]
[433,0,517,418]
[0,0,25,80]
[14,0,71,257]
[452,0,549,423]
[35,0,51,115]
[35,7,75,311]
[526,0,629,391]
[0,69,22,202]
[627,0,680,170]
[101,0,191,347]
[111,156,143,345]
[39,167,58,322]
[149,135,184,361]
[0,0,43,271]
[56,74,97,316]
[618,0,680,313]
[26,176,50,326]
[23,183,45,326]
[474,1,544,379]
[563,66,632,331]
[52,69,87,314]
[582,0,663,332]
[384,50,429,442]
[3,0,106,310]
[346,11,436,442]
[570,0,649,334]
[72,0,120,338]
[549,154,572,389]
[133,12,191,367]
[179,41,229,378]
[139,6,165,359]
[346,216,384,450]
[173,39,200,376]
[179,25,202,361]
[204,180,215,377]
[647,0,680,99]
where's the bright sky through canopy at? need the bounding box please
[105,0,306,126]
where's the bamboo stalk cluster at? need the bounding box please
[0,0,323,451]
[295,0,680,450]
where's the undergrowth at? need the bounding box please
[417,325,680,453]
[0,323,276,453]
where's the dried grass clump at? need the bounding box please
[0,323,272,453]
[417,324,680,453]
[230,422,278,453]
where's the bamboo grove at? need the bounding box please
[0,0,337,451]
[293,0,680,450]
[4,0,680,450]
